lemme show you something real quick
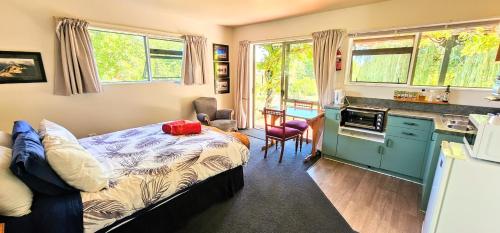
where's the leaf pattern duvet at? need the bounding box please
[78,124,249,232]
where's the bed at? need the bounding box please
[0,123,250,233]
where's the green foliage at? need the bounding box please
[89,30,184,82]
[148,39,183,80]
[287,43,317,101]
[352,26,500,88]
[253,42,317,127]
[89,30,148,82]
[254,44,283,110]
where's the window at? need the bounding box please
[350,36,415,84]
[348,22,500,88]
[285,42,317,102]
[89,29,184,83]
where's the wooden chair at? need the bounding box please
[284,100,316,151]
[263,108,301,163]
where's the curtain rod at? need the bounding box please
[53,16,184,38]
[348,18,500,38]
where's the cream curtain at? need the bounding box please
[234,40,250,129]
[55,18,102,96]
[182,35,208,85]
[312,29,345,108]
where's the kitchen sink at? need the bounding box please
[441,114,476,132]
[446,124,475,131]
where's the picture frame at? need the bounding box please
[214,62,230,78]
[213,44,229,61]
[0,51,47,84]
[215,78,230,94]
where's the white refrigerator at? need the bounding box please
[422,141,500,233]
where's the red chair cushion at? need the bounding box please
[284,120,309,131]
[162,120,202,135]
[267,126,301,138]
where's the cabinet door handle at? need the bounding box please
[403,122,416,126]
[378,145,384,155]
[386,138,392,147]
[401,131,415,136]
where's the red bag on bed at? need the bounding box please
[162,120,201,135]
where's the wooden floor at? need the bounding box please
[307,158,424,233]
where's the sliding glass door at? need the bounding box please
[252,40,316,129]
[253,43,283,129]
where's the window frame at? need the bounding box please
[345,23,499,91]
[88,26,185,85]
[346,34,418,85]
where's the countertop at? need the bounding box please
[324,104,471,136]
[387,109,470,136]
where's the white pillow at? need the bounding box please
[0,131,12,148]
[43,135,109,192]
[39,119,78,143]
[0,146,33,216]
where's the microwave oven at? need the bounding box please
[340,105,388,132]
[464,114,500,163]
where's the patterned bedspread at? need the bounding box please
[78,124,250,232]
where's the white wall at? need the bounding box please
[0,0,233,137]
[232,0,500,108]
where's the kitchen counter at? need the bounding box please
[388,109,470,136]
[324,103,471,136]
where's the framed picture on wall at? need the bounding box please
[215,78,230,94]
[213,44,229,61]
[214,62,230,78]
[0,51,47,84]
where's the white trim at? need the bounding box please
[407,33,421,85]
[348,18,500,38]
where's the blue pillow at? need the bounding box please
[12,120,34,141]
[10,121,77,195]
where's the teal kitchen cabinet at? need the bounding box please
[336,135,383,168]
[421,132,463,210]
[322,109,341,157]
[381,116,433,179]
[381,136,428,178]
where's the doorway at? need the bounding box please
[251,40,317,129]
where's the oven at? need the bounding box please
[340,106,387,132]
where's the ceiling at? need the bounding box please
[140,0,389,26]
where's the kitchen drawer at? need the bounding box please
[387,116,432,132]
[386,126,431,141]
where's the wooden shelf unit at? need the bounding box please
[393,97,449,105]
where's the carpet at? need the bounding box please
[175,137,355,233]
[239,128,266,140]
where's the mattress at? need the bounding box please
[78,124,249,233]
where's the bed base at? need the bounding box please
[98,165,244,233]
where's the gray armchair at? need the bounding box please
[193,97,237,131]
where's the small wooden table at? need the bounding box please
[261,107,324,162]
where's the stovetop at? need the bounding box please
[347,104,389,112]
